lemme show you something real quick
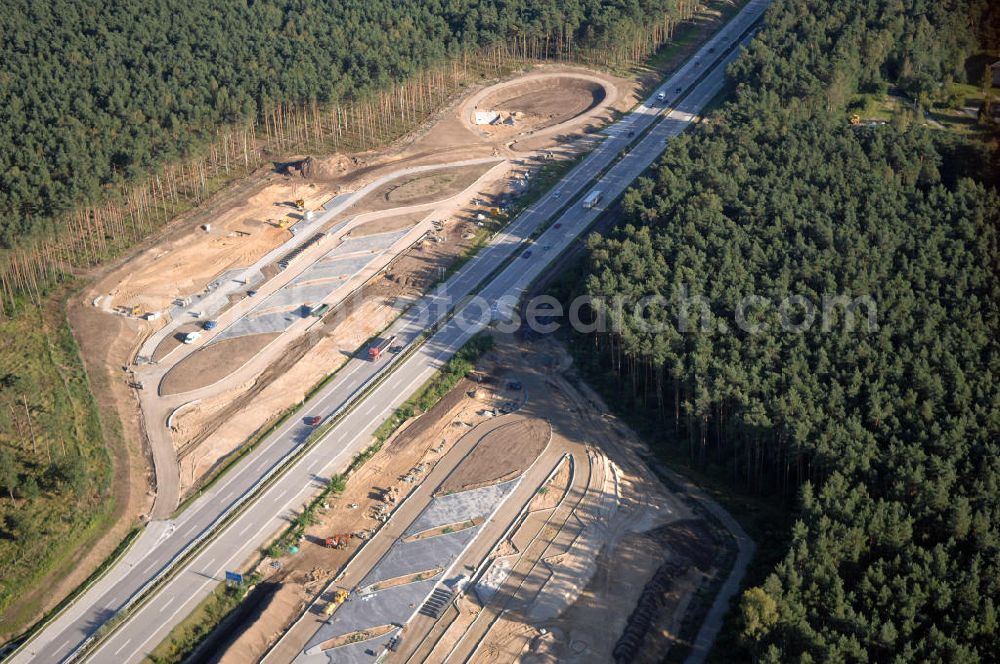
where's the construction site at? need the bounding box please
[60,33,751,664]
[181,335,739,664]
[69,66,633,506]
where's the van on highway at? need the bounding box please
[656,92,666,103]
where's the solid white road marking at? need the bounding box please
[61,16,765,664]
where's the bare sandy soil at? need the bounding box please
[437,418,551,494]
[517,533,668,664]
[459,68,637,153]
[104,180,330,315]
[364,163,496,210]
[214,354,516,663]
[205,334,724,664]
[50,65,642,620]
[28,2,752,652]
[169,214,493,493]
[6,50,655,648]
[347,211,427,238]
[172,299,391,492]
[477,76,607,136]
[387,337,707,664]
[160,333,280,396]
[151,320,203,362]
[529,460,572,513]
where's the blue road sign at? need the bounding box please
[224,570,243,584]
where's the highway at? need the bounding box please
[8,2,768,662]
[137,157,506,521]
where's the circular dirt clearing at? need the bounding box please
[437,416,551,494]
[473,75,607,134]
[159,332,279,396]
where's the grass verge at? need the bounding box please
[0,284,121,645]
[371,334,494,444]
[144,572,262,664]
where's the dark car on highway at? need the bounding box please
[305,416,322,426]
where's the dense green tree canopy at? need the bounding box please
[0,0,684,248]
[580,0,1000,660]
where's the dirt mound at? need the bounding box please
[277,157,314,178]
[277,154,366,181]
[310,154,364,180]
[437,417,550,494]
[159,333,280,396]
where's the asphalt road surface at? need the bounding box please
[9,2,768,662]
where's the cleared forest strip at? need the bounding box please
[0,3,703,312]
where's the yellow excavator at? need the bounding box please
[294,199,305,211]
[850,114,861,125]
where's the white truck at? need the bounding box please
[582,190,604,209]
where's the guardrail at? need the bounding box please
[43,20,765,662]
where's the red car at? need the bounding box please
[305,416,322,426]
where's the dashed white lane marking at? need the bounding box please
[113,638,132,656]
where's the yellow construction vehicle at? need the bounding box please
[850,114,861,125]
[278,218,290,229]
[129,304,144,317]
[294,199,305,210]
[322,590,349,616]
